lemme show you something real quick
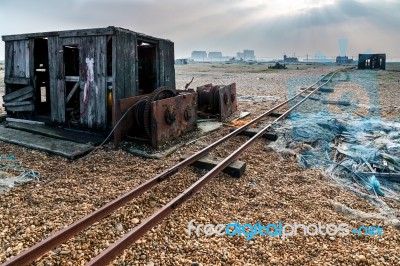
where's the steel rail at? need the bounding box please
[2,72,334,266]
[87,71,338,265]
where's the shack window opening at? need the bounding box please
[138,40,157,95]
[33,37,50,115]
[64,46,79,76]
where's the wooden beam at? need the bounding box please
[3,86,34,102]
[65,76,79,82]
[3,100,34,107]
[5,118,44,125]
[65,76,113,82]
[229,128,278,141]
[5,104,35,112]
[4,92,34,103]
[4,77,31,85]
[65,82,80,104]
[59,27,114,38]
[322,100,351,106]
[180,153,246,178]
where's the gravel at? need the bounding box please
[0,63,399,265]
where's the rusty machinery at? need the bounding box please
[196,83,237,122]
[114,87,197,148]
[114,83,237,148]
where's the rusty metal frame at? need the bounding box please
[113,94,147,147]
[196,83,237,122]
[150,91,197,148]
[218,83,237,122]
[113,91,197,148]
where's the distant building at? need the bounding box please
[236,50,255,61]
[283,54,298,63]
[175,59,188,65]
[236,52,244,60]
[208,52,222,61]
[191,51,207,61]
[336,56,353,64]
[358,54,386,70]
[243,50,256,61]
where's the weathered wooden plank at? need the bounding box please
[3,100,34,107]
[4,42,13,79]
[111,35,117,129]
[65,76,113,83]
[0,126,94,159]
[166,40,175,89]
[79,36,92,127]
[12,40,29,78]
[25,40,30,78]
[65,76,80,82]
[158,40,176,89]
[158,40,165,87]
[4,77,31,85]
[5,118,44,125]
[3,86,33,102]
[1,27,114,42]
[322,100,351,106]
[5,104,35,112]
[180,153,246,178]
[48,36,64,122]
[229,128,278,141]
[4,92,34,103]
[268,112,283,118]
[126,32,137,98]
[2,32,59,42]
[59,27,114,38]
[114,30,137,100]
[29,39,35,86]
[95,36,107,128]
[5,122,105,145]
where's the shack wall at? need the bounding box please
[159,40,175,89]
[2,27,176,131]
[48,36,108,128]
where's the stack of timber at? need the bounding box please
[2,86,34,112]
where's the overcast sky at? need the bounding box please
[1,0,399,60]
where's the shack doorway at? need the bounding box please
[63,45,81,125]
[33,38,50,116]
[138,40,158,95]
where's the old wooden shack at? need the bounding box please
[358,54,386,70]
[1,26,175,130]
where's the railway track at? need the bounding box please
[2,70,342,265]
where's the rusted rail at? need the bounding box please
[87,71,339,265]
[2,71,338,266]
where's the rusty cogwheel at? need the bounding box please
[143,87,177,137]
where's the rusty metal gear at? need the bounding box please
[143,87,177,137]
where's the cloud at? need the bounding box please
[0,0,399,60]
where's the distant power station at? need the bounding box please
[190,49,256,62]
[236,50,256,61]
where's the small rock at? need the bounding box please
[115,223,123,232]
[358,255,367,262]
[132,218,140,224]
[146,262,155,266]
